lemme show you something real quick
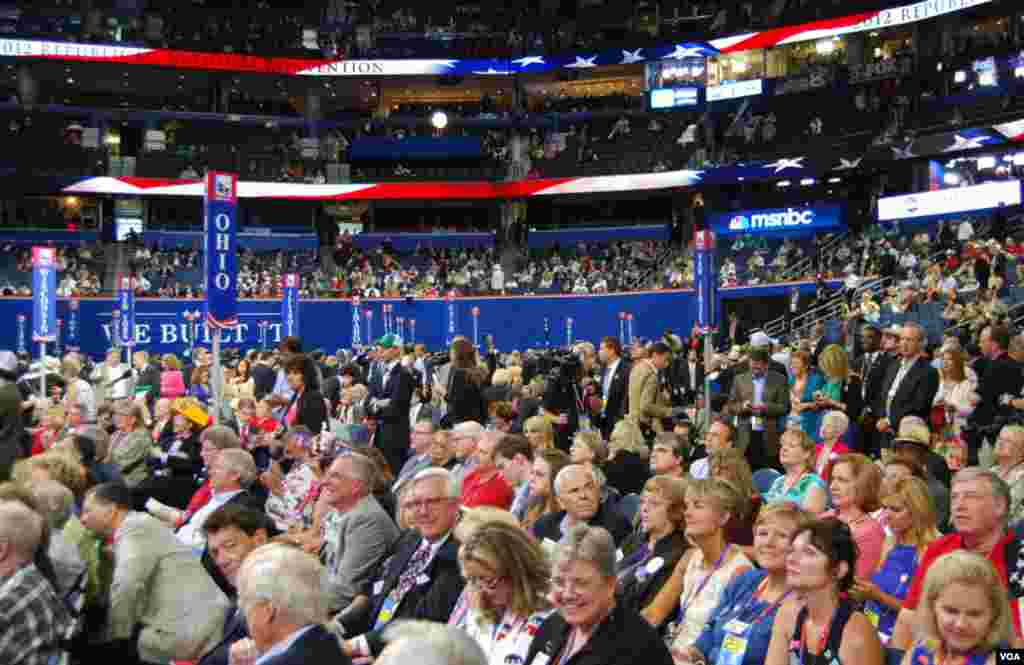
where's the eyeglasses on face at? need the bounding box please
[464,574,504,591]
[401,496,454,512]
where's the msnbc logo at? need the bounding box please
[728,215,750,231]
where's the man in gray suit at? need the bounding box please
[80,482,229,663]
[320,453,400,615]
[393,421,435,494]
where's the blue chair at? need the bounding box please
[617,493,642,525]
[752,468,782,496]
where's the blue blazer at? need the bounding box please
[197,605,247,665]
[694,569,782,665]
[258,624,350,665]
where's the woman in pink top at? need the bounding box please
[823,453,886,580]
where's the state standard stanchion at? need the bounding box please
[694,229,718,431]
[31,247,58,400]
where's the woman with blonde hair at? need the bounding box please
[853,477,941,645]
[605,419,651,496]
[523,415,555,452]
[159,353,186,399]
[901,551,1013,665]
[815,344,862,447]
[14,451,90,503]
[643,479,753,651]
[449,522,553,665]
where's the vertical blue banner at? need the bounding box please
[16,313,26,355]
[31,247,57,346]
[282,274,300,339]
[351,296,362,347]
[446,293,456,347]
[65,299,81,351]
[117,274,136,346]
[694,231,718,332]
[204,171,239,330]
[55,319,63,357]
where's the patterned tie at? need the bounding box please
[374,540,433,629]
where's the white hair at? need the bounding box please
[553,463,601,497]
[0,500,43,564]
[452,421,484,442]
[410,467,459,498]
[218,449,258,488]
[379,621,487,665]
[236,543,328,627]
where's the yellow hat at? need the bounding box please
[171,397,209,428]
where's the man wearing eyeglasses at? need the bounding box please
[337,468,465,659]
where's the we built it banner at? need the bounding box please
[204,172,239,330]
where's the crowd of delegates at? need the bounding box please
[4,314,1024,664]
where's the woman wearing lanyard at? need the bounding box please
[641,479,753,653]
[449,522,553,665]
[616,475,689,630]
[850,477,940,646]
[900,550,1013,665]
[822,453,886,580]
[764,518,881,665]
[676,503,814,665]
[523,524,674,665]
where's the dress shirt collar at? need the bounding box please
[254,625,317,665]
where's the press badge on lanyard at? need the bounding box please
[717,619,752,665]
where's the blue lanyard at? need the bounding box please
[677,545,732,625]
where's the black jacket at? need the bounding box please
[136,363,161,408]
[533,500,632,547]
[857,350,894,416]
[287,388,328,436]
[257,624,350,665]
[971,354,1024,429]
[599,360,631,439]
[603,452,650,497]
[373,363,416,475]
[251,364,277,400]
[342,530,464,655]
[524,602,674,665]
[877,356,939,428]
[197,604,247,665]
[616,531,689,625]
[446,367,487,426]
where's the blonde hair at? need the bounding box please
[881,477,941,556]
[818,345,849,382]
[491,369,511,387]
[523,416,554,451]
[780,427,816,472]
[919,551,1013,652]
[458,521,551,623]
[754,502,814,532]
[609,420,649,460]
[686,478,742,524]
[161,353,181,370]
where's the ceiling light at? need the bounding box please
[431,111,448,129]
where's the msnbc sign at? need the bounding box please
[711,205,844,236]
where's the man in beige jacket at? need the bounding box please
[627,341,675,436]
[81,482,229,663]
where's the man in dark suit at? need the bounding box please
[338,468,465,658]
[251,353,277,400]
[854,324,895,457]
[966,324,1024,464]
[198,504,277,665]
[678,347,704,405]
[132,350,161,411]
[809,320,828,367]
[234,543,350,665]
[369,335,415,476]
[724,348,790,471]
[598,336,630,440]
[875,322,939,451]
[532,464,632,546]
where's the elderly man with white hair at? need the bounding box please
[377,620,487,665]
[176,448,261,551]
[0,499,71,665]
[231,544,348,665]
[449,421,484,492]
[532,463,632,547]
[339,468,465,659]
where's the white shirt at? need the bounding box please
[690,457,710,480]
[603,359,620,401]
[958,221,974,241]
[176,489,244,550]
